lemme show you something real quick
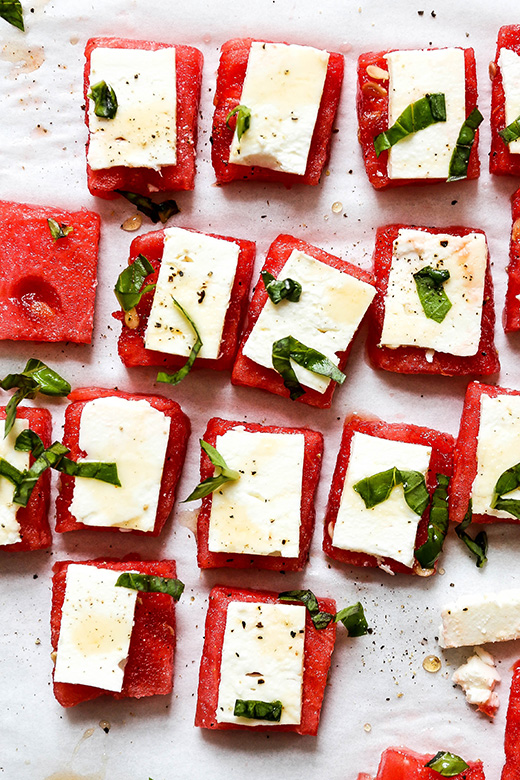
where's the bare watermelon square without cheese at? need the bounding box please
[231,234,376,409]
[51,558,178,707]
[357,47,480,190]
[211,38,344,186]
[502,660,520,780]
[0,201,99,344]
[357,746,485,780]
[196,417,323,571]
[490,26,520,178]
[114,227,255,372]
[55,387,190,536]
[0,406,52,552]
[323,416,454,576]
[84,37,203,198]
[195,585,336,735]
[367,224,499,376]
[504,188,520,332]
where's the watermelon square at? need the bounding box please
[84,37,203,198]
[231,234,376,409]
[55,387,190,536]
[211,38,344,186]
[50,558,178,707]
[490,26,520,177]
[323,416,454,575]
[114,227,255,372]
[0,201,99,344]
[367,224,499,376]
[195,585,336,735]
[0,406,52,552]
[195,417,323,571]
[358,747,485,780]
[502,660,520,780]
[504,188,520,332]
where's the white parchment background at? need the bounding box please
[1,0,519,778]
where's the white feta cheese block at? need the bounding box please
[380,229,487,357]
[242,249,376,393]
[144,228,240,360]
[440,588,520,648]
[384,48,466,179]
[452,647,500,711]
[216,601,305,725]
[87,46,177,171]
[498,48,520,155]
[332,431,432,568]
[208,428,305,557]
[229,42,329,175]
[54,564,138,691]
[69,396,170,532]
[471,393,520,519]
[0,418,29,546]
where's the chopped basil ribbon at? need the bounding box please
[455,500,488,568]
[226,104,251,141]
[115,572,185,600]
[88,80,118,119]
[353,467,430,516]
[500,115,520,145]
[490,462,520,519]
[0,458,23,488]
[0,0,24,31]
[415,474,451,569]
[47,218,73,242]
[157,299,203,386]
[424,751,470,777]
[233,699,282,721]
[447,107,484,182]
[1,358,71,437]
[115,254,156,312]
[279,589,369,636]
[261,271,302,305]
[374,92,446,157]
[272,336,346,401]
[115,190,180,225]
[183,439,240,502]
[413,266,452,323]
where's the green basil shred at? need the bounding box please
[183,439,240,502]
[334,603,370,637]
[115,572,185,600]
[500,115,520,145]
[1,359,71,437]
[115,190,180,224]
[279,589,369,636]
[115,254,156,312]
[157,298,203,386]
[261,271,302,305]
[353,467,430,516]
[455,500,488,568]
[413,266,452,323]
[233,699,282,721]
[88,80,118,119]
[424,751,470,777]
[47,218,73,242]
[374,93,446,157]
[415,474,451,569]
[447,107,484,182]
[226,104,251,141]
[490,462,520,519]
[272,335,346,401]
[0,0,24,31]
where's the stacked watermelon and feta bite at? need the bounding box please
[490,26,520,177]
[504,188,520,332]
[357,747,485,780]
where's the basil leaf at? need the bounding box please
[226,105,251,141]
[13,441,69,507]
[500,115,520,145]
[115,572,184,600]
[57,458,121,486]
[87,80,118,119]
[415,474,450,569]
[115,190,180,225]
[374,92,446,157]
[115,254,156,312]
[279,588,320,615]
[14,429,45,458]
[447,107,484,182]
[261,271,302,305]
[490,462,520,519]
[157,298,203,386]
[455,500,488,568]
[334,602,369,637]
[183,439,240,502]
[413,266,452,323]
[1,359,70,437]
[47,218,73,242]
[424,751,470,777]
[0,458,23,487]
[233,699,282,721]
[272,335,346,401]
[354,467,429,516]
[0,0,24,31]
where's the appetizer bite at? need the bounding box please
[323,416,454,575]
[55,388,190,536]
[490,25,520,177]
[50,559,182,707]
[502,660,520,780]
[114,227,255,375]
[232,234,376,408]
[84,37,203,198]
[195,585,336,735]
[367,225,499,376]
[211,38,344,186]
[504,188,520,332]
[357,47,481,189]
[357,747,485,780]
[190,417,323,571]
[0,201,99,344]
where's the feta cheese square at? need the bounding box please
[440,588,520,647]
[0,418,29,547]
[498,48,520,155]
